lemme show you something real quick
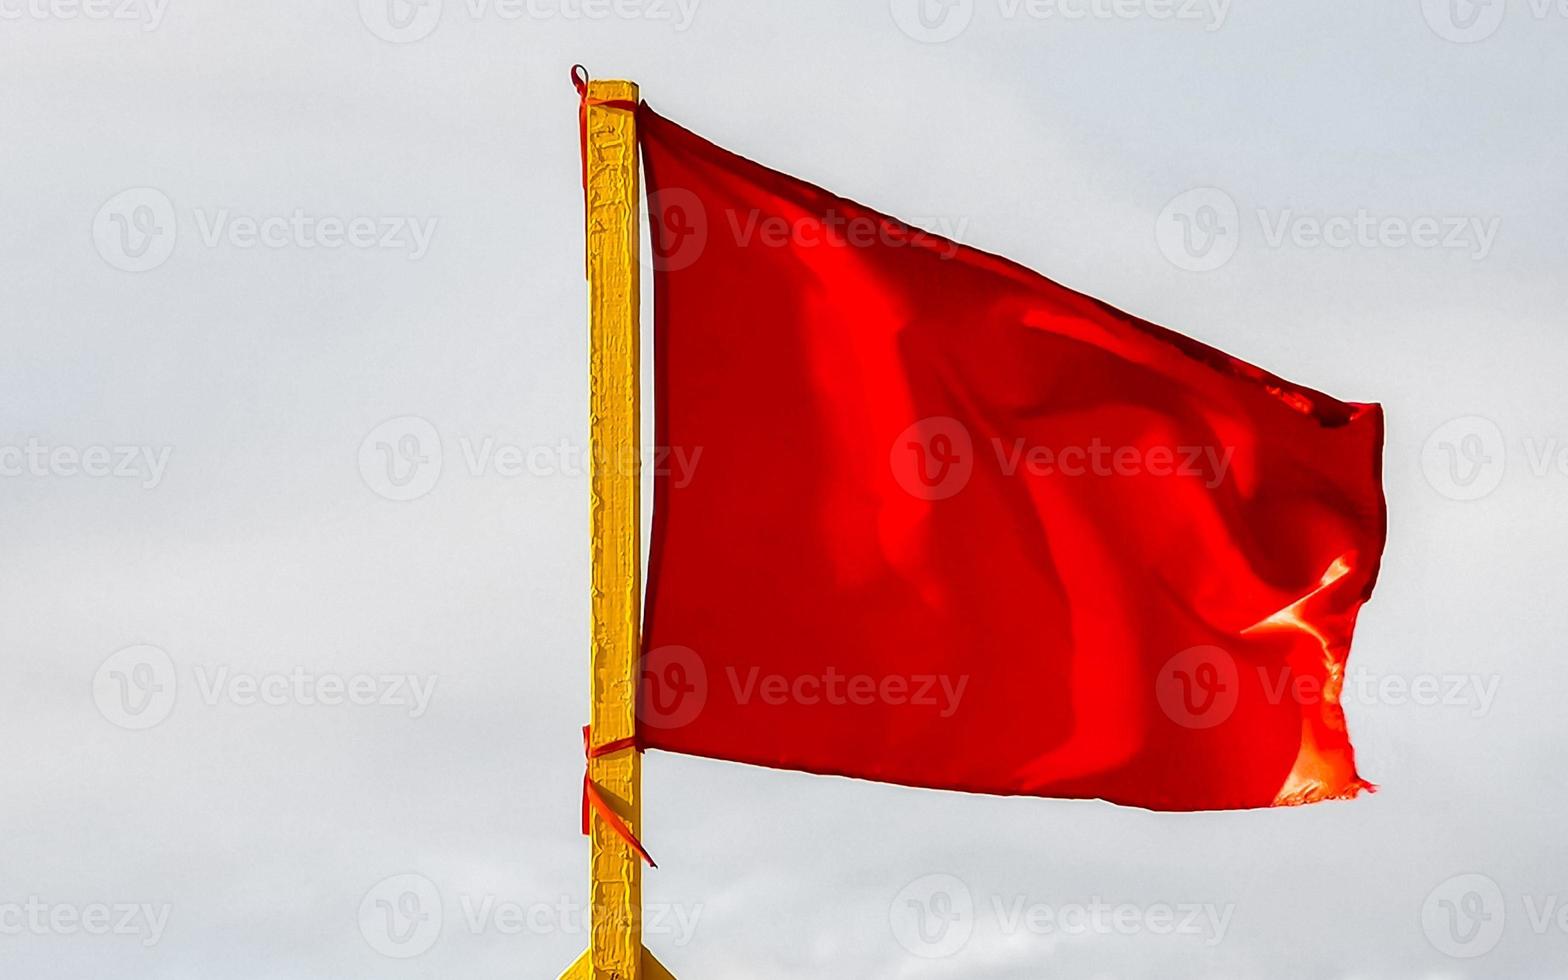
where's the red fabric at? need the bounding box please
[635,104,1386,811]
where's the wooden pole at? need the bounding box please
[560,76,676,980]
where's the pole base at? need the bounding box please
[558,946,677,979]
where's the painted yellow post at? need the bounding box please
[559,77,677,980]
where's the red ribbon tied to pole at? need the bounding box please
[581,725,656,868]
[572,65,640,216]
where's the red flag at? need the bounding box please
[635,105,1386,811]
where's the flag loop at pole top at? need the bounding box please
[572,64,641,278]
[581,726,657,868]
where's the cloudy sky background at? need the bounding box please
[3,0,1566,976]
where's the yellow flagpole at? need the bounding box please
[560,75,677,980]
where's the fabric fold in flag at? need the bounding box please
[635,103,1387,811]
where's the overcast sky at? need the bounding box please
[3,1,1566,977]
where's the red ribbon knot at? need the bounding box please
[581,725,656,868]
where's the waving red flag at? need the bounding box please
[635,105,1386,811]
